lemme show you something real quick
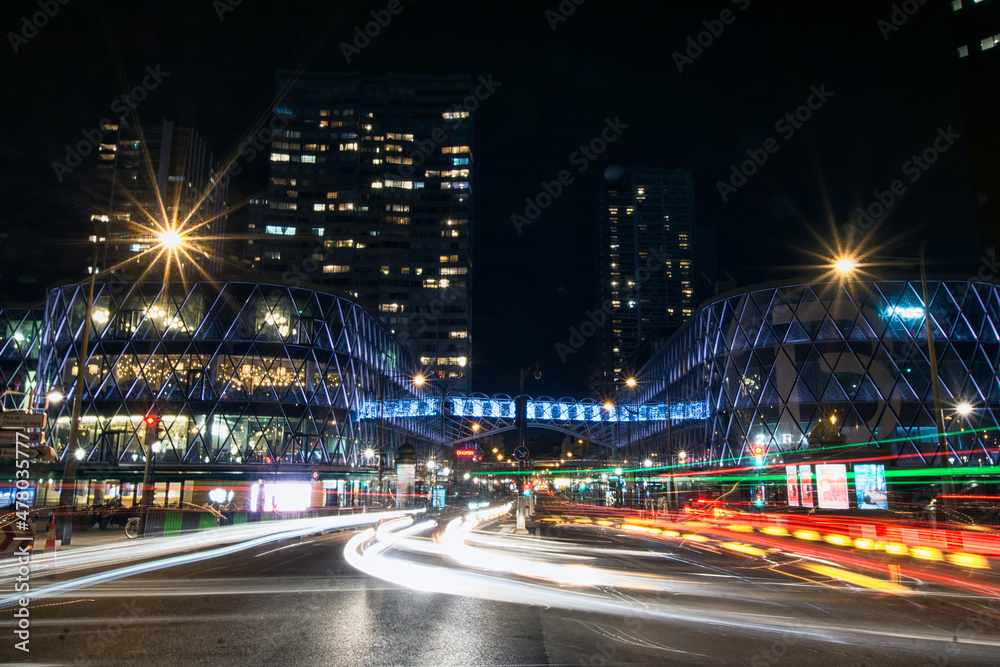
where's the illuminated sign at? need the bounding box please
[799,465,814,508]
[886,306,924,320]
[786,466,800,507]
[854,463,888,510]
[455,449,476,457]
[815,464,850,510]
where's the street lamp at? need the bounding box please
[833,245,955,506]
[623,376,676,511]
[57,227,195,544]
[515,363,541,534]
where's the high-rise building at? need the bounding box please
[248,72,473,392]
[591,167,696,396]
[951,0,1000,259]
[93,119,229,277]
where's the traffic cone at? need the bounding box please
[44,516,57,553]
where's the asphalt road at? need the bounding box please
[4,515,1000,666]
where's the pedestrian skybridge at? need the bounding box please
[356,394,709,449]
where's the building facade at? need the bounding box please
[627,279,1000,475]
[592,167,696,396]
[951,0,1000,259]
[247,71,474,392]
[93,119,229,278]
[0,280,446,509]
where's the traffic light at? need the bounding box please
[753,446,764,466]
[145,414,166,440]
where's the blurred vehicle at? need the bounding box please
[87,499,135,530]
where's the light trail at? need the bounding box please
[344,509,1000,650]
[0,510,422,610]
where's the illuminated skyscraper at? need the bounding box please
[249,72,474,392]
[951,0,1000,259]
[592,167,696,396]
[94,119,229,277]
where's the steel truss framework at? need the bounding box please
[4,278,998,474]
[0,307,43,410]
[627,280,1000,470]
[28,280,439,468]
[356,394,706,449]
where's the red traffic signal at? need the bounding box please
[753,446,764,456]
[144,414,159,427]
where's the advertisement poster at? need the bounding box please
[815,464,850,510]
[786,466,800,506]
[799,465,814,508]
[854,463,888,509]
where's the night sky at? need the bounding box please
[0,0,979,400]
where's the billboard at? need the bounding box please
[854,463,888,509]
[815,464,850,510]
[786,466,800,507]
[798,465,814,508]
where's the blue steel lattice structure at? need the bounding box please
[627,280,1000,470]
[0,307,43,410]
[356,393,705,448]
[35,280,439,469]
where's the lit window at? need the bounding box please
[452,157,469,166]
[313,204,326,212]
[339,143,358,151]
[982,36,997,51]
[265,226,296,235]
[264,250,281,260]
[271,153,290,162]
[312,227,325,236]
[442,146,471,154]
[302,155,316,163]
[958,45,970,58]
[323,265,350,274]
[442,110,470,120]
